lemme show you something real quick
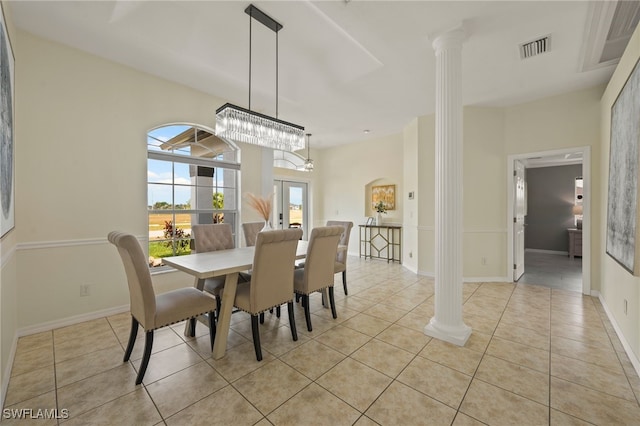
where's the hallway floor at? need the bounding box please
[3,257,639,425]
[518,250,583,292]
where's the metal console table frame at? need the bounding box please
[359,224,402,263]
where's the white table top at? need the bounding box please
[162,240,309,278]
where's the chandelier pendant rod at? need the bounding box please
[245,4,283,115]
[248,9,252,111]
[216,5,304,153]
[276,31,279,119]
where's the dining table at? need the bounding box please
[162,240,309,359]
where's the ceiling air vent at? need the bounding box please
[519,35,551,59]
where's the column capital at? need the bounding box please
[431,27,466,52]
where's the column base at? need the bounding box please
[424,317,472,346]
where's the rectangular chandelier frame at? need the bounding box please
[216,103,305,152]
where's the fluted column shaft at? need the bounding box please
[424,29,471,346]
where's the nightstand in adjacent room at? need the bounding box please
[568,228,582,259]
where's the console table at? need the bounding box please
[359,224,402,263]
[568,228,582,259]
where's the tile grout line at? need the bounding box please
[451,281,507,425]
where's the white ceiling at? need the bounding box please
[8,1,635,149]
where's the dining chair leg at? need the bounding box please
[303,295,313,332]
[136,330,154,385]
[342,270,348,295]
[287,302,298,341]
[207,311,216,351]
[123,316,139,362]
[259,312,265,324]
[329,287,338,319]
[276,306,281,318]
[189,317,197,336]
[215,297,221,322]
[251,315,263,361]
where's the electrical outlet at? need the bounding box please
[80,284,91,297]
[481,257,487,266]
[624,299,628,315]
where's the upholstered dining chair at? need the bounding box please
[294,226,343,332]
[326,220,354,295]
[242,221,264,247]
[108,231,216,385]
[192,223,248,320]
[221,228,302,361]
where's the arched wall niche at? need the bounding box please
[364,178,400,223]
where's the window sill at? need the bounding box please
[149,266,178,276]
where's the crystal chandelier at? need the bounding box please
[216,5,305,152]
[304,133,314,171]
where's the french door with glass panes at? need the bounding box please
[274,180,308,240]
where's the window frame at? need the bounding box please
[147,123,240,271]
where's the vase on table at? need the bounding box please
[376,212,383,225]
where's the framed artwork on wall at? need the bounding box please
[606,57,640,275]
[0,3,15,238]
[372,184,396,211]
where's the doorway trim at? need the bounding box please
[506,146,591,295]
[273,174,312,237]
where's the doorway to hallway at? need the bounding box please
[507,147,591,294]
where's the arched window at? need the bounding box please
[147,123,239,268]
[273,149,307,170]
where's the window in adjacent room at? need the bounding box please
[147,124,239,268]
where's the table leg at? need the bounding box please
[321,288,330,309]
[213,272,239,359]
[184,277,206,337]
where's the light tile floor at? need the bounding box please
[4,257,640,425]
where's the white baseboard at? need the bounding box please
[1,333,18,410]
[402,264,418,274]
[3,305,129,409]
[597,292,640,378]
[415,270,510,283]
[17,305,129,338]
[464,276,512,283]
[525,248,568,256]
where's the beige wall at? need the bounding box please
[317,133,404,257]
[408,88,601,280]
[505,85,604,289]
[0,1,18,404]
[417,114,436,275]
[403,118,419,272]
[463,107,507,278]
[414,107,506,278]
[600,23,640,361]
[12,31,269,331]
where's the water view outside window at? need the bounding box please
[147,124,239,268]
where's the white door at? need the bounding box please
[514,160,526,281]
[274,180,308,239]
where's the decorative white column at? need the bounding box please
[424,28,472,346]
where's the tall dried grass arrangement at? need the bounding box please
[245,193,273,221]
